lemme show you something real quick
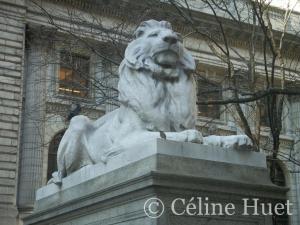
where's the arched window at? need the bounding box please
[47,130,65,181]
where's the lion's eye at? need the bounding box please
[135,30,144,38]
[148,32,158,37]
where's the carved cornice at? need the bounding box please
[45,0,300,61]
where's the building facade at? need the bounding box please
[0,0,299,225]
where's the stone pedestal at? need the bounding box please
[24,139,287,225]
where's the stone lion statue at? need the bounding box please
[50,20,252,184]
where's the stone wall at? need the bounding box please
[0,1,26,225]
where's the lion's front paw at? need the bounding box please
[232,135,252,148]
[203,135,252,150]
[47,171,63,185]
[181,129,203,144]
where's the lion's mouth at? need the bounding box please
[153,50,179,68]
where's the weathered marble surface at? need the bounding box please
[51,20,252,183]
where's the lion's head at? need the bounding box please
[118,20,197,132]
[123,20,195,79]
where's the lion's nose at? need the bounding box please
[163,35,177,44]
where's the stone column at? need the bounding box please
[295,172,300,224]
[17,43,46,214]
[290,96,300,133]
[93,57,119,113]
[282,97,293,135]
[293,137,300,224]
[0,1,26,224]
[288,96,300,225]
[288,163,300,225]
[222,80,238,132]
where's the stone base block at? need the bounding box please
[24,139,288,225]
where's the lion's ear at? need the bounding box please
[124,39,145,69]
[180,48,196,72]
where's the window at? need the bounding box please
[59,51,90,98]
[197,78,222,119]
[194,63,223,120]
[259,98,270,127]
[47,130,65,181]
[269,161,286,187]
[267,159,288,225]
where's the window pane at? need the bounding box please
[197,79,222,119]
[59,52,90,98]
[259,98,270,127]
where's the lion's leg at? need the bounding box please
[131,129,203,144]
[164,129,203,143]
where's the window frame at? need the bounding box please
[195,66,223,121]
[57,51,91,99]
[52,49,95,102]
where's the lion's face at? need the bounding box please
[124,20,195,78]
[118,20,197,131]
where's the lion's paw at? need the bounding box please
[181,129,203,144]
[203,135,252,150]
[223,135,252,149]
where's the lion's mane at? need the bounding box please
[117,20,198,132]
